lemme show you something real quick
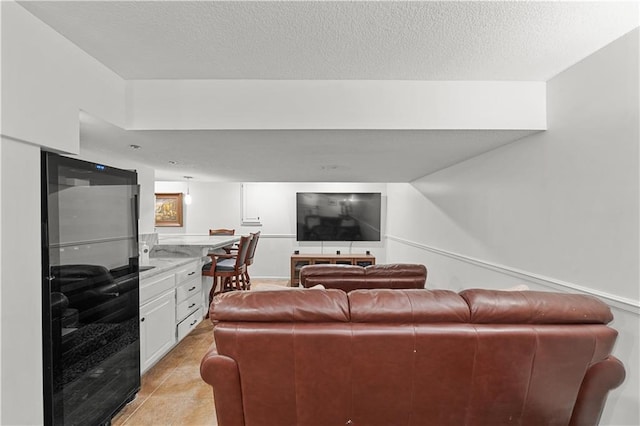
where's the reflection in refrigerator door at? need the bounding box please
[41,152,140,426]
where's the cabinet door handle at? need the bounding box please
[140,317,145,322]
[188,303,196,309]
[187,271,195,276]
[189,319,197,326]
[188,286,196,292]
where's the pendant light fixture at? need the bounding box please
[184,176,193,205]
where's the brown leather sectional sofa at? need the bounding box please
[201,288,625,426]
[299,263,427,291]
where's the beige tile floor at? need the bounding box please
[113,279,290,426]
[112,320,217,426]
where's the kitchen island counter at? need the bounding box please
[151,235,240,258]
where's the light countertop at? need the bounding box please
[139,257,203,280]
[151,235,239,258]
[155,235,239,247]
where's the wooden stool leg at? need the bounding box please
[206,276,217,319]
[244,271,251,290]
[222,277,232,292]
[240,273,247,290]
[231,275,240,291]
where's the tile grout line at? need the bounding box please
[121,330,211,424]
[118,363,180,425]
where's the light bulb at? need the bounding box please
[184,176,193,205]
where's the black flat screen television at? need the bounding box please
[296,192,382,242]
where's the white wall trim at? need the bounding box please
[259,234,295,239]
[387,235,639,314]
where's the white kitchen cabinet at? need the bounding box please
[176,292,201,322]
[138,258,204,374]
[177,308,204,341]
[175,261,201,283]
[140,289,176,374]
[241,183,262,226]
[140,272,175,305]
[175,278,202,303]
[175,260,203,342]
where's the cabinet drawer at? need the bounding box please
[140,273,175,305]
[176,292,201,322]
[175,261,201,284]
[177,308,203,341]
[176,278,202,303]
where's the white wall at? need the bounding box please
[1,6,4,420]
[386,29,639,426]
[1,2,125,153]
[129,80,545,130]
[0,138,43,425]
[155,181,387,279]
[0,3,128,423]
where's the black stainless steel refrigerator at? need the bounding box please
[41,152,140,426]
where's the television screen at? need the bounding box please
[296,192,381,241]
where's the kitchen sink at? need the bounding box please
[139,265,155,272]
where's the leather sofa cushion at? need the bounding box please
[349,289,470,323]
[460,289,614,324]
[210,289,349,322]
[300,263,426,291]
[210,288,613,325]
[364,263,427,286]
[299,265,364,291]
[303,264,365,278]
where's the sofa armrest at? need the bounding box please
[200,344,245,426]
[569,356,626,426]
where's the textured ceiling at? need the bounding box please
[19,1,640,182]
[19,1,639,81]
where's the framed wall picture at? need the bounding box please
[155,193,183,227]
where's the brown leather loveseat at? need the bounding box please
[201,288,624,426]
[299,263,426,291]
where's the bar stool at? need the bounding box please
[243,231,260,289]
[202,235,251,317]
[209,228,236,253]
[215,231,260,289]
